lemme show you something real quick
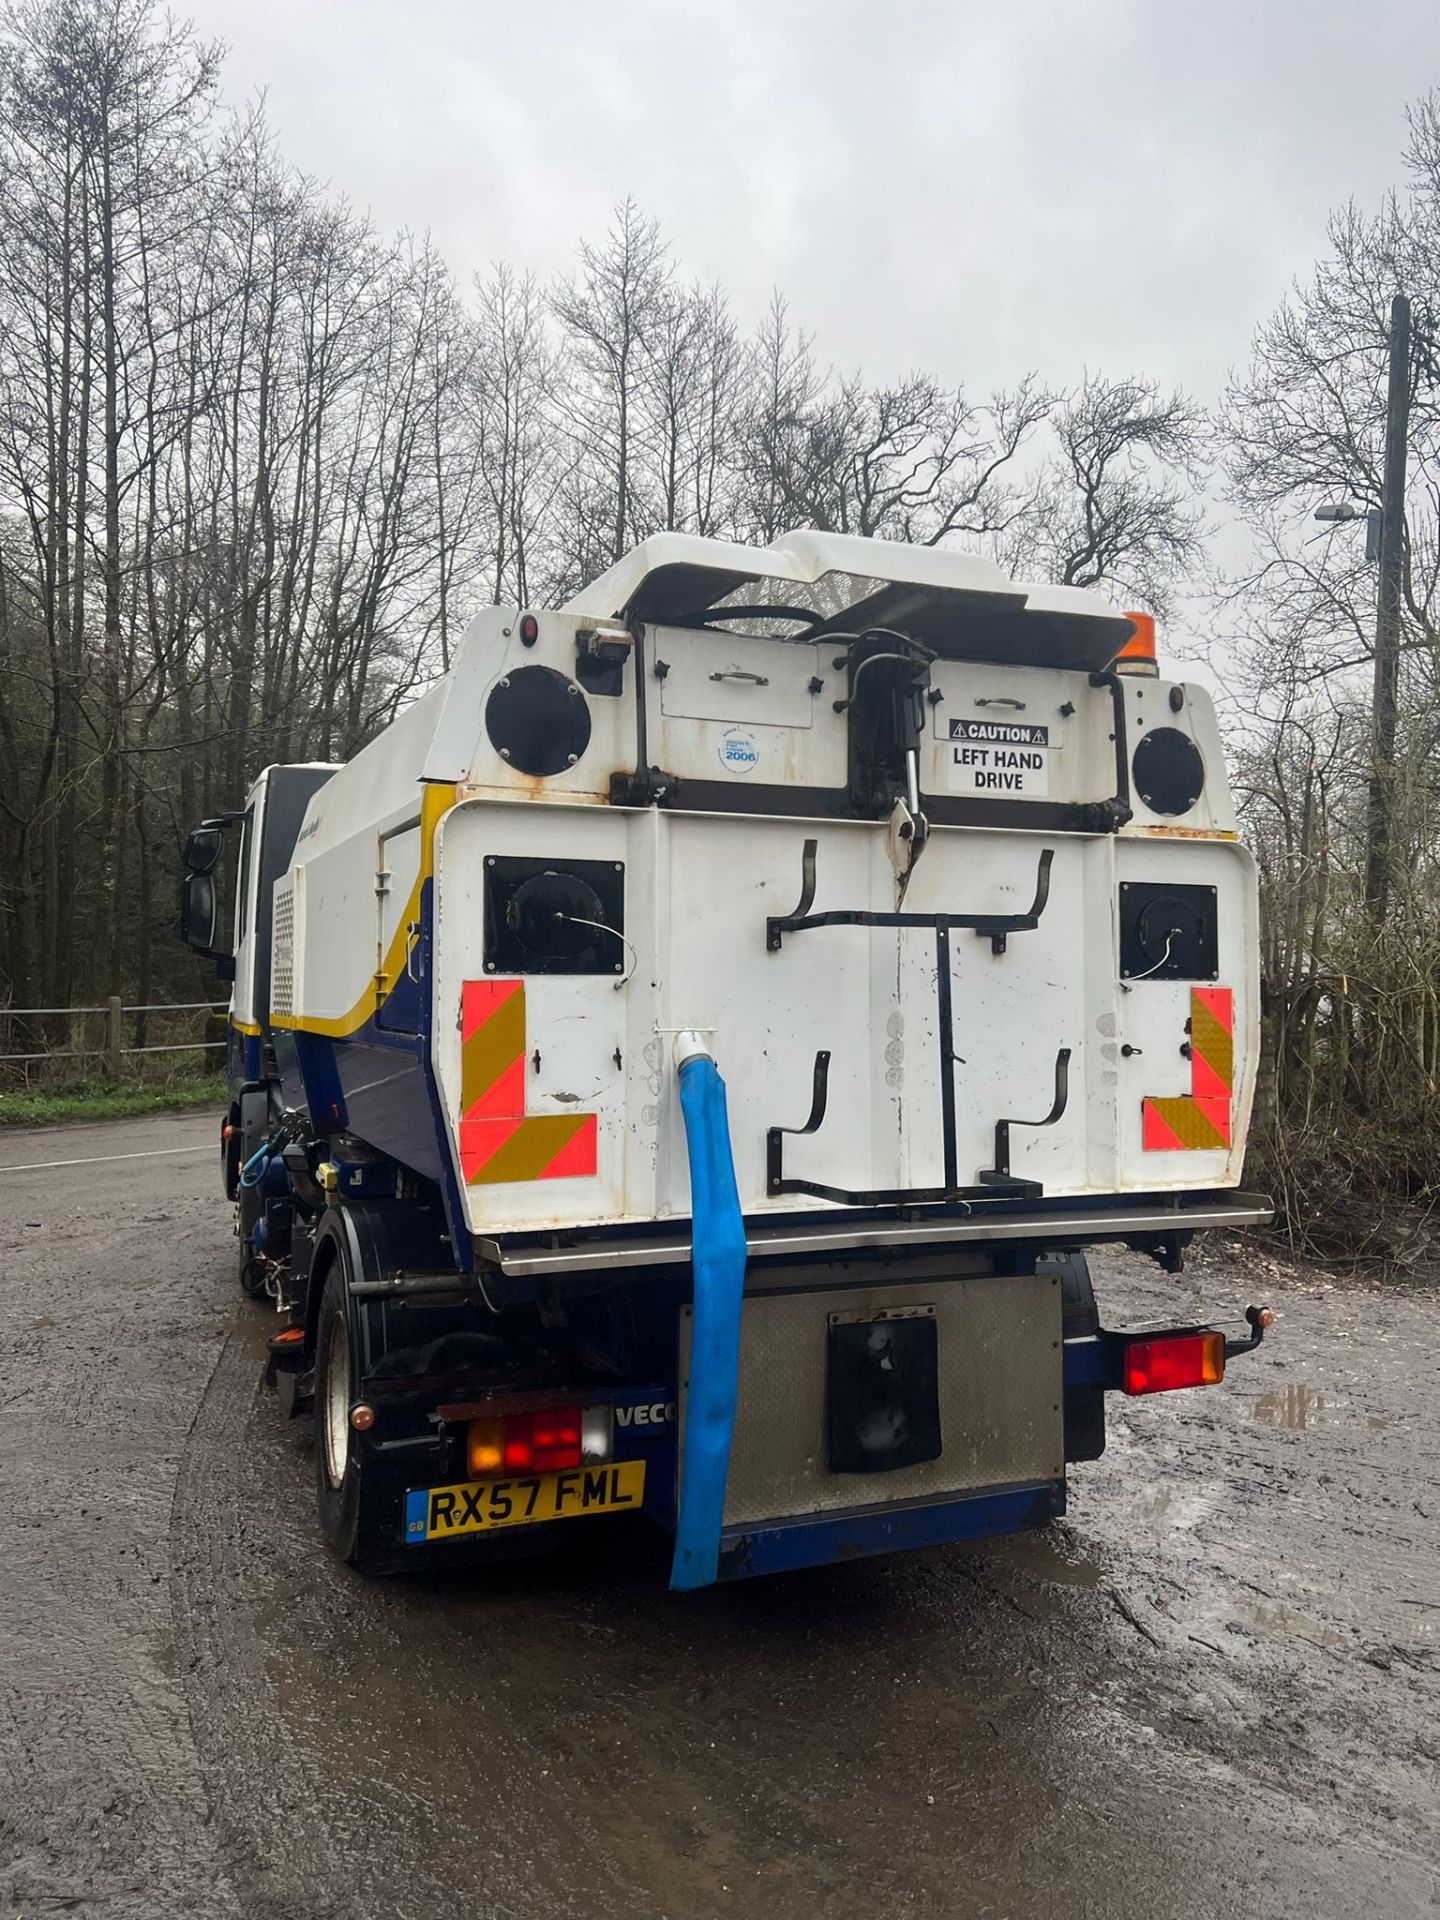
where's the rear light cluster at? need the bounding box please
[1122,1330,1225,1396]
[467,1405,612,1478]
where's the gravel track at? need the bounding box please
[2,1111,1436,1918]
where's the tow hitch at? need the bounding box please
[1225,1302,1275,1358]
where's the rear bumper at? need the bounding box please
[716,1480,1063,1580]
[479,1189,1274,1278]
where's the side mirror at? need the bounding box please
[180,870,217,950]
[184,825,225,874]
[178,813,239,980]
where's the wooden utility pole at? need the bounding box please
[1364,293,1412,920]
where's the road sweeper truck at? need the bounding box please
[180,530,1273,1585]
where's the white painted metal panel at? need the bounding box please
[432,805,633,1229]
[378,824,420,966]
[264,534,1257,1242]
[924,662,1113,805]
[1122,680,1237,834]
[1112,834,1258,1186]
[430,802,1259,1240]
[657,629,816,727]
[647,623,842,789]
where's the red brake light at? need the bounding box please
[1122,1330,1225,1396]
[530,1407,581,1471]
[496,1407,582,1474]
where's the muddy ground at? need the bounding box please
[0,1110,1436,1919]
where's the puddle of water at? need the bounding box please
[1252,1385,1388,1433]
[987,1529,1103,1589]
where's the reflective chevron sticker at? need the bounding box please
[1142,987,1234,1151]
[458,980,597,1184]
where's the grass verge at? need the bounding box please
[0,1075,226,1128]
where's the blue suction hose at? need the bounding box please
[669,1035,748,1591]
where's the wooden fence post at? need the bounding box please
[105,996,123,1081]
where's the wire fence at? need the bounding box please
[0,997,229,1085]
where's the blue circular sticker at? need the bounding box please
[718,728,759,776]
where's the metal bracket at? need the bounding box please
[766,1045,973,1204]
[979,1049,1072,1194]
[766,1050,831,1194]
[767,839,1054,955]
[764,841,1067,1208]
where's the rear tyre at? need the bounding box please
[1041,1250,1098,1339]
[314,1260,364,1566]
[1039,1251,1106,1463]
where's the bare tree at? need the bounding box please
[735,294,823,545]
[1002,374,1208,616]
[470,262,565,609]
[1217,92,1440,1256]
[0,37,1240,1044]
[551,198,671,566]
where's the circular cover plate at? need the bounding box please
[485,666,591,776]
[1132,726,1205,816]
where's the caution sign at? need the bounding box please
[945,717,1051,797]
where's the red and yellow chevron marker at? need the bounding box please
[458,980,597,1185]
[1142,987,1233,1152]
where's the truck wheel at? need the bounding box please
[1040,1252,1106,1463]
[1040,1250,1098,1338]
[314,1260,365,1565]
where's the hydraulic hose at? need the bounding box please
[238,1139,272,1188]
[239,1124,286,1189]
[670,1034,748,1591]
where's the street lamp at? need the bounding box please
[1314,501,1382,562]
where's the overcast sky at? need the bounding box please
[186,0,1437,412]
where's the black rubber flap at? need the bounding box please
[826,1312,942,1475]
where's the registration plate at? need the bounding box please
[404,1461,646,1544]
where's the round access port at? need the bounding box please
[505,870,608,965]
[485,665,591,777]
[1132,726,1205,816]
[1135,893,1204,970]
